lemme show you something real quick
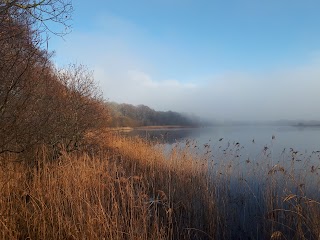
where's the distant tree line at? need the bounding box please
[0,0,110,164]
[108,102,202,127]
[0,0,210,165]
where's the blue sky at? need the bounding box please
[49,0,320,121]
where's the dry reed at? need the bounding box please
[1,130,320,239]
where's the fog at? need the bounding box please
[52,32,320,122]
[96,62,320,122]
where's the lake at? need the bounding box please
[127,125,320,175]
[126,125,320,238]
[128,125,320,154]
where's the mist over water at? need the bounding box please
[129,125,320,164]
[130,124,320,207]
[131,125,320,150]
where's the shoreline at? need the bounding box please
[105,127,134,132]
[105,125,198,132]
[134,125,197,130]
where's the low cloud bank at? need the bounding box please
[53,31,320,122]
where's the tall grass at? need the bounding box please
[1,130,320,239]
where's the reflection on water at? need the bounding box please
[126,125,320,193]
[126,126,320,179]
[127,128,201,144]
[128,125,320,155]
[125,125,320,194]
[124,125,320,239]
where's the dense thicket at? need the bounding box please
[0,0,109,164]
[108,102,202,127]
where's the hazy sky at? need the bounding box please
[49,0,320,121]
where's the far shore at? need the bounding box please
[134,125,198,130]
[105,127,134,132]
[292,124,320,128]
[106,125,198,132]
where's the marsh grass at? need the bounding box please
[1,130,320,239]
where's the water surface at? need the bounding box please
[127,125,320,238]
[129,125,320,153]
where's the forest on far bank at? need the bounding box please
[0,0,207,163]
[108,102,204,127]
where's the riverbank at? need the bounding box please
[1,130,320,239]
[134,125,197,130]
[105,125,197,132]
[105,127,134,132]
[106,125,198,132]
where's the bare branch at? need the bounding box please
[0,0,73,37]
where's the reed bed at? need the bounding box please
[1,130,320,239]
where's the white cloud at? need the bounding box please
[128,70,196,88]
[51,15,320,121]
[91,58,320,121]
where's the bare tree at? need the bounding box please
[0,0,111,164]
[0,18,50,154]
[55,64,110,151]
[0,0,72,159]
[0,0,73,37]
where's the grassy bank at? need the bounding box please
[1,130,320,239]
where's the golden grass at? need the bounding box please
[1,130,320,239]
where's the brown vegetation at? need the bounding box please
[1,1,320,239]
[1,131,320,239]
[0,0,109,164]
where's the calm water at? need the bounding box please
[129,125,320,151]
[127,125,320,165]
[127,125,320,238]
